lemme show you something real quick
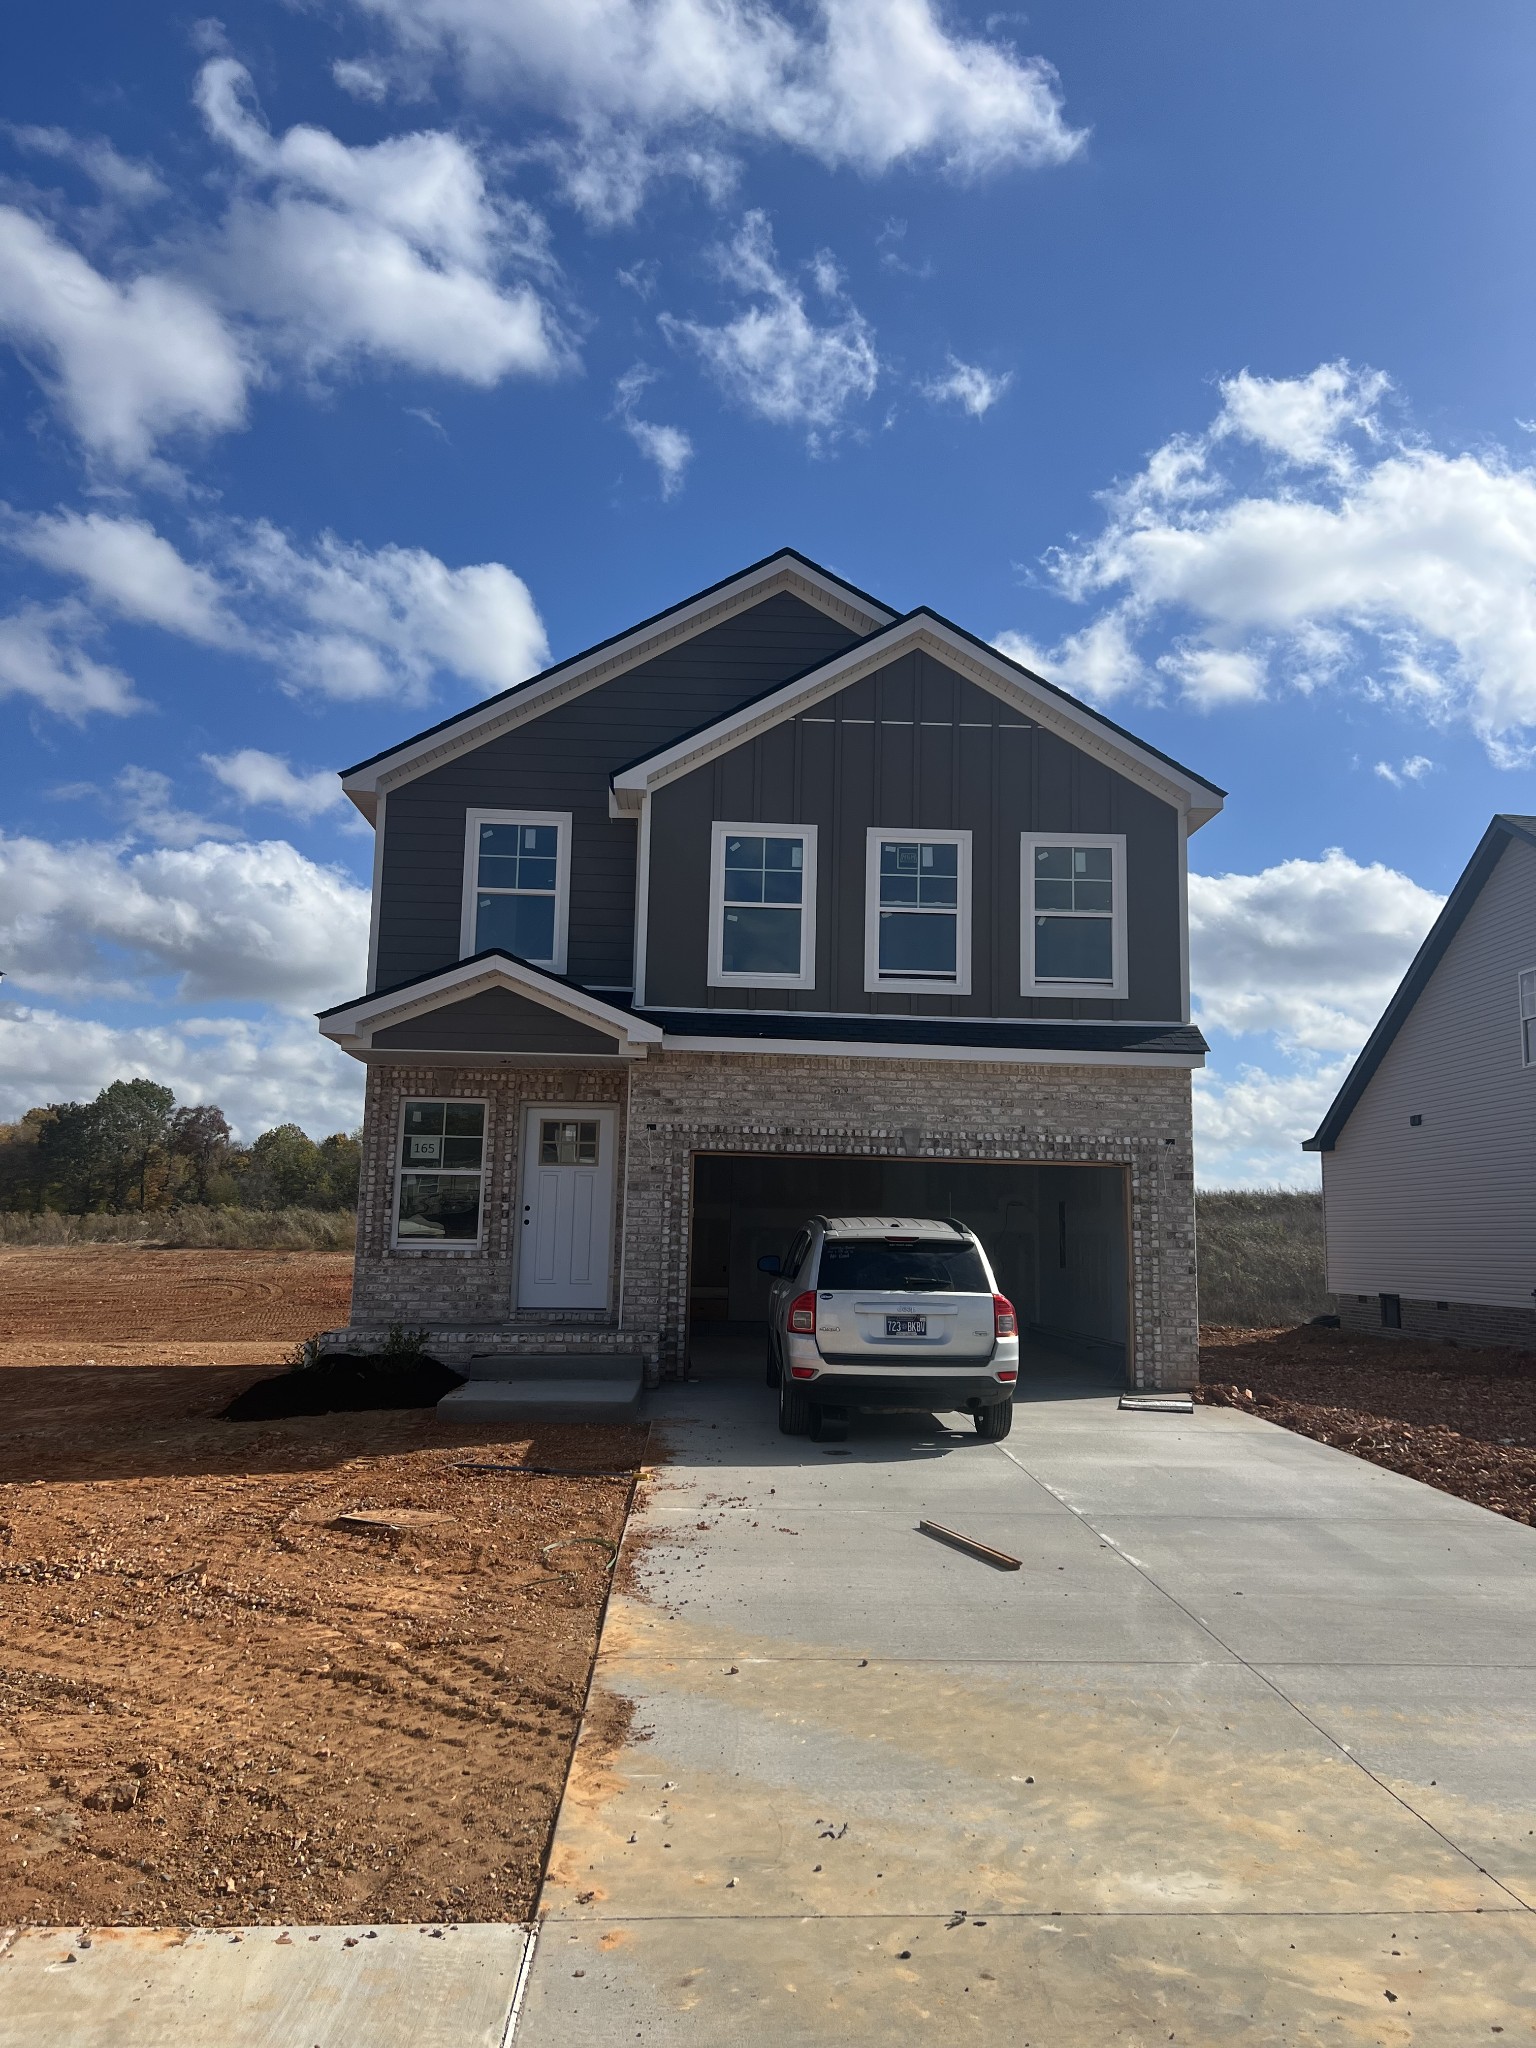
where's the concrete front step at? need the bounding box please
[437,1353,645,1422]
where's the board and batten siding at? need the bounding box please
[643,648,1184,1020]
[1322,832,1536,1307]
[372,592,862,992]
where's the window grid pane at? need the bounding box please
[719,832,806,977]
[876,840,961,980]
[1521,969,1536,1021]
[1031,843,1116,984]
[540,1119,599,1165]
[398,1099,485,1243]
[475,820,560,961]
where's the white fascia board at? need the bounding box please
[340,556,895,818]
[319,955,663,1046]
[659,1033,1203,1069]
[611,617,1225,827]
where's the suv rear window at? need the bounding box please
[817,1240,990,1293]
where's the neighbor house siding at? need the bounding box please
[1322,832,1536,1307]
[372,592,862,993]
[643,649,1183,1019]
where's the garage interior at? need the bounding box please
[686,1154,1129,1386]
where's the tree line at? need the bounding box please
[0,1080,360,1214]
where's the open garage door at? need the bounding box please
[687,1153,1129,1384]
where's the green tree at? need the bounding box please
[168,1103,232,1203]
[318,1131,362,1209]
[92,1079,176,1208]
[242,1123,329,1209]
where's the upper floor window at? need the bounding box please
[461,809,571,972]
[1022,833,1127,998]
[864,828,972,995]
[395,1099,486,1248]
[708,823,817,988]
[1521,969,1536,1066]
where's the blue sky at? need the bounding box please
[2,0,1534,1180]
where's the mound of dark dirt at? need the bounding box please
[223,1352,464,1419]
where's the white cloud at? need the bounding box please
[995,609,1145,704]
[1213,361,1388,475]
[10,508,236,643]
[1190,849,1443,1052]
[1016,360,1536,760]
[1193,1059,1348,1191]
[662,211,879,431]
[332,58,393,103]
[233,522,550,700]
[112,766,241,848]
[1158,641,1267,709]
[0,601,142,719]
[612,365,692,497]
[921,354,1011,417]
[1373,753,1434,788]
[0,1001,362,1142]
[204,748,344,817]
[194,58,564,385]
[7,506,549,706]
[0,831,369,1014]
[7,124,168,205]
[0,205,248,470]
[343,0,1082,221]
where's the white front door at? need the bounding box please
[517,1106,617,1311]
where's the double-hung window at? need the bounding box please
[864,828,972,994]
[461,809,571,972]
[1521,969,1536,1066]
[1022,833,1127,998]
[708,823,817,987]
[395,1100,486,1247]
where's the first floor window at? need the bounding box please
[462,810,570,970]
[709,822,816,986]
[1521,969,1536,1066]
[1023,834,1126,996]
[865,829,971,993]
[396,1100,486,1245]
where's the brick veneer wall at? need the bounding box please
[342,1052,1199,1390]
[1336,1293,1536,1349]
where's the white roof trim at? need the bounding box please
[611,615,1225,827]
[340,554,896,821]
[319,955,664,1048]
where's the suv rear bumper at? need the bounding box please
[796,1369,1013,1411]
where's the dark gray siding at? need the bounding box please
[371,987,620,1055]
[375,592,862,990]
[644,650,1183,1020]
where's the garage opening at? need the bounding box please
[686,1154,1129,1386]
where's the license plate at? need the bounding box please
[886,1314,927,1337]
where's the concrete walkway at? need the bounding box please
[519,1357,1536,2044]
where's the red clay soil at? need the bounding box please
[0,1249,648,1928]
[1200,1324,1536,1526]
[0,1248,355,1366]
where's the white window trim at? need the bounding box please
[1519,968,1536,1068]
[863,827,972,996]
[460,809,572,973]
[392,1094,489,1252]
[1021,831,1128,1000]
[708,821,818,990]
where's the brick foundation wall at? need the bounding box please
[1336,1293,1536,1349]
[341,1051,1199,1391]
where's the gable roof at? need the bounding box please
[1304,814,1536,1153]
[337,548,896,822]
[609,607,1227,828]
[318,950,664,1055]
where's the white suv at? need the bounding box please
[760,1216,1019,1441]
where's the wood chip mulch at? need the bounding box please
[1199,1324,1536,1525]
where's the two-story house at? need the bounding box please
[318,550,1224,1390]
[1305,813,1536,1348]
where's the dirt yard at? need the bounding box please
[0,1247,355,1366]
[1201,1324,1536,1525]
[0,1248,645,1928]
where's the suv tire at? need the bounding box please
[778,1380,812,1435]
[974,1398,1014,1441]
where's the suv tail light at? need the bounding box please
[788,1291,817,1335]
[993,1294,1018,1337]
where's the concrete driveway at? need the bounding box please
[519,1353,1536,2045]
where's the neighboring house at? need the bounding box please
[317,549,1225,1390]
[1304,814,1536,1347]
